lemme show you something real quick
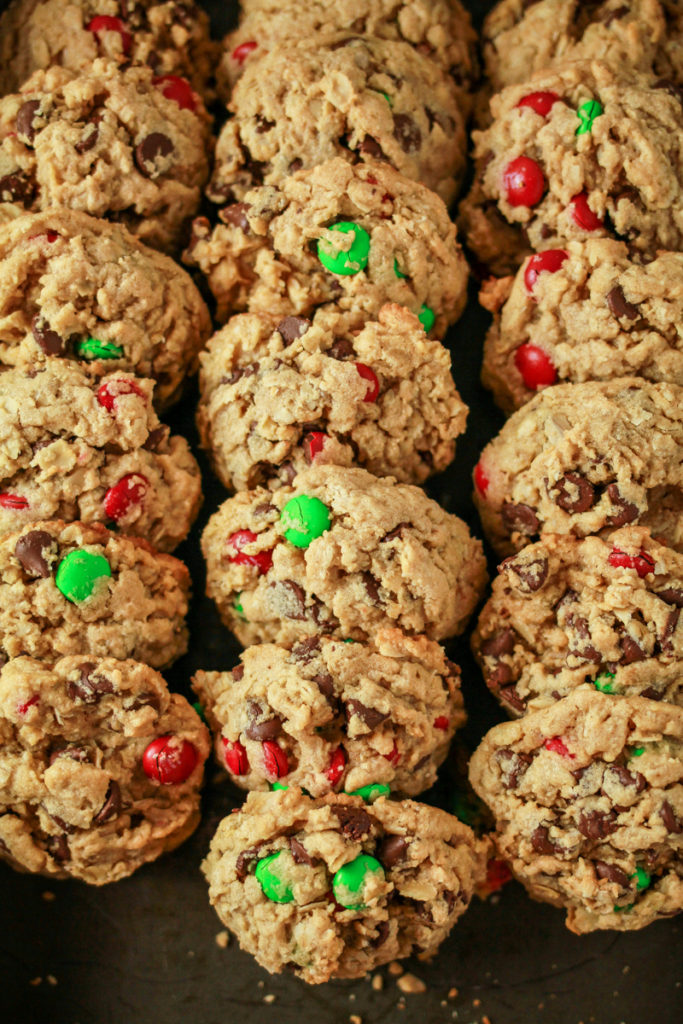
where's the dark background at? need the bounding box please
[1,2,680,1022]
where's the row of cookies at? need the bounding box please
[459,2,683,934]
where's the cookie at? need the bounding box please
[460,61,683,275]
[202,464,487,647]
[184,157,468,329]
[473,379,683,557]
[0,363,201,552]
[0,59,212,253]
[469,689,683,933]
[0,0,216,101]
[0,210,210,409]
[193,628,465,798]
[202,787,489,982]
[0,520,189,667]
[480,239,683,413]
[197,303,468,491]
[219,0,477,100]
[0,654,209,884]
[207,35,466,206]
[472,527,683,717]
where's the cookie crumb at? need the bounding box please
[483,1016,493,1024]
[263,994,276,1004]
[350,1015,362,1024]
[448,987,459,999]
[215,930,230,949]
[397,973,426,994]
[41,890,55,902]
[473,999,481,1008]
[29,977,42,987]
[372,974,383,991]
[388,961,404,976]
[46,975,57,986]
[349,992,356,1001]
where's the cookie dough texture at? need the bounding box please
[474,379,683,557]
[0,59,212,253]
[185,157,468,329]
[0,520,189,667]
[202,464,488,647]
[481,240,683,413]
[0,654,209,884]
[0,0,216,100]
[219,0,477,97]
[469,689,683,933]
[0,210,211,409]
[197,304,467,491]
[202,788,489,982]
[473,528,683,716]
[0,363,201,552]
[208,35,466,206]
[193,629,465,798]
[460,61,683,275]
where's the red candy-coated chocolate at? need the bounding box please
[104,474,149,522]
[17,694,39,716]
[383,741,401,766]
[0,493,29,510]
[523,249,569,293]
[486,858,512,892]
[326,746,346,786]
[514,343,557,390]
[474,461,490,498]
[570,192,604,231]
[517,91,560,116]
[356,363,380,402]
[433,716,449,732]
[262,740,289,779]
[142,736,198,784]
[96,379,144,412]
[544,736,574,758]
[231,40,258,64]
[223,738,249,775]
[608,548,655,578]
[227,529,273,574]
[87,15,132,54]
[29,230,59,244]
[306,431,327,461]
[153,75,197,112]
[502,156,545,207]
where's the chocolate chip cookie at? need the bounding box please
[202,787,489,982]
[0,363,201,551]
[202,464,488,647]
[480,240,683,413]
[0,210,211,409]
[197,303,468,491]
[0,0,216,101]
[0,59,212,252]
[469,689,683,933]
[193,628,465,798]
[0,653,209,884]
[184,157,468,329]
[0,520,189,667]
[460,61,683,275]
[208,34,466,206]
[472,527,683,717]
[473,379,683,556]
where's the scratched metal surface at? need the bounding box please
[0,2,680,1022]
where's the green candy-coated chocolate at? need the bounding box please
[192,701,207,724]
[613,902,634,914]
[418,305,435,332]
[629,746,645,758]
[317,222,370,276]
[270,782,289,792]
[576,99,603,136]
[393,257,407,280]
[348,783,390,803]
[55,550,111,603]
[234,594,245,617]
[255,851,294,903]
[633,866,651,891]
[77,337,124,360]
[333,853,385,909]
[280,495,331,548]
[593,671,616,694]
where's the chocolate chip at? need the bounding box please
[656,587,683,607]
[222,364,259,386]
[377,834,407,868]
[605,483,639,527]
[660,800,682,834]
[312,672,335,702]
[496,748,533,789]
[291,636,321,663]
[236,844,262,880]
[393,113,421,153]
[332,805,373,840]
[552,472,596,514]
[128,691,161,712]
[371,919,390,947]
[66,664,114,704]
[503,554,548,593]
[279,579,308,620]
[499,685,526,712]
[16,100,41,144]
[381,522,409,543]
[75,124,99,154]
[134,132,174,177]
[327,338,354,361]
[480,628,516,659]
[31,315,67,356]
[594,860,629,887]
[220,202,251,231]
[255,115,274,133]
[245,706,282,741]
[577,809,618,839]
[602,4,629,26]
[14,530,53,578]
[487,662,513,688]
[360,136,385,159]
[345,699,388,730]
[605,764,646,793]
[659,608,680,655]
[289,158,303,173]
[232,664,245,682]
[640,686,662,700]
[94,781,121,825]
[620,633,646,663]
[531,825,557,854]
[607,284,639,320]
[362,572,380,604]
[540,224,553,239]
[142,425,168,452]
[501,502,539,536]
[277,317,310,345]
[48,744,89,765]
[0,171,34,203]
[289,837,313,865]
[46,834,70,863]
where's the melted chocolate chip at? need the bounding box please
[620,634,646,664]
[605,483,639,527]
[552,472,596,514]
[220,202,251,231]
[46,834,70,863]
[656,587,683,607]
[480,628,516,659]
[605,764,646,793]
[289,837,313,865]
[236,844,263,880]
[134,132,174,177]
[128,691,161,713]
[0,171,34,203]
[381,522,409,543]
[499,685,526,712]
[503,554,548,593]
[378,834,407,868]
[577,809,618,840]
[31,315,67,357]
[393,113,421,153]
[277,316,310,345]
[607,285,639,320]
[660,800,682,834]
[93,780,121,825]
[371,919,390,948]
[531,825,557,854]
[14,530,53,578]
[66,664,114,704]
[332,805,373,840]
[501,502,539,536]
[487,663,513,688]
[595,860,629,887]
[245,709,282,742]
[360,136,385,159]
[345,699,388,730]
[16,99,41,144]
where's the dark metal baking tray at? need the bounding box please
[1,2,679,1022]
